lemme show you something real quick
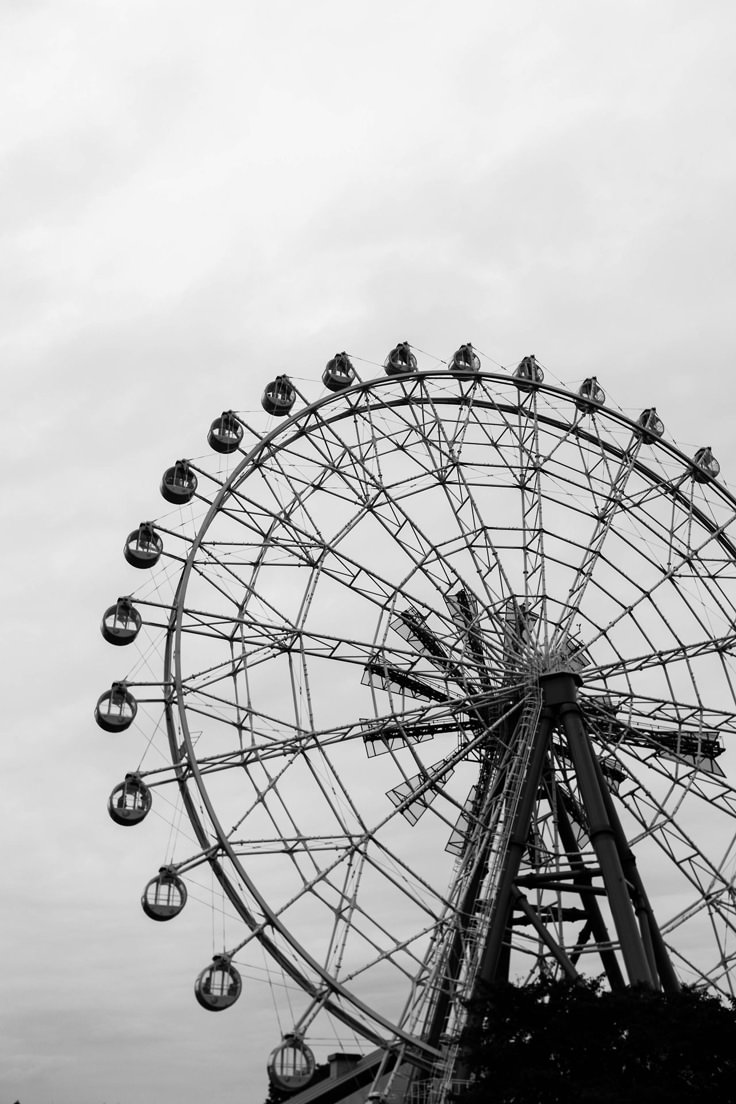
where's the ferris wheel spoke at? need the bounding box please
[300,381,520,626]
[141,747,281,787]
[590,690,736,739]
[437,385,577,645]
[259,518,489,670]
[612,777,736,981]
[313,451,492,626]
[181,533,306,635]
[233,755,344,881]
[221,475,491,691]
[665,880,736,934]
[410,390,521,614]
[623,789,736,893]
[336,915,443,987]
[387,379,516,606]
[319,848,365,982]
[306,597,501,698]
[595,469,729,582]
[603,735,736,821]
[668,944,736,996]
[386,605,487,692]
[224,698,509,890]
[203,454,369,621]
[225,457,402,615]
[321,858,446,955]
[588,632,736,683]
[553,432,643,649]
[248,831,447,942]
[585,705,735,787]
[581,495,736,660]
[229,834,365,856]
[128,597,214,637]
[172,636,300,697]
[230,496,396,612]
[588,757,736,947]
[256,392,558,690]
[512,389,550,640]
[241,694,391,847]
[269,399,411,513]
[231,715,515,940]
[170,692,511,777]
[419,373,478,456]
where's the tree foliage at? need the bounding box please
[456,977,736,1104]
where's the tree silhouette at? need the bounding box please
[455,977,736,1104]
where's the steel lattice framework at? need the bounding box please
[97,357,736,1101]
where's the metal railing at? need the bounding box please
[406,1079,472,1104]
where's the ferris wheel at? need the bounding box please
[96,344,736,1100]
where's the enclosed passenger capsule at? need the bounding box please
[142,868,187,920]
[194,955,242,1011]
[692,446,720,482]
[160,460,197,504]
[448,343,480,374]
[208,411,243,454]
[124,523,163,569]
[513,355,543,391]
[636,408,664,441]
[95,682,137,732]
[101,597,141,646]
[108,773,151,825]
[267,1036,316,1093]
[322,352,355,392]
[384,342,417,376]
[576,376,605,413]
[262,375,296,417]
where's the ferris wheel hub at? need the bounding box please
[538,670,583,706]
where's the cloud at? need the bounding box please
[5,2,736,1102]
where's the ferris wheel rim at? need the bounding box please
[184,371,736,586]
[230,367,736,508]
[109,361,736,1059]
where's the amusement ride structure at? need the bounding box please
[96,345,736,1102]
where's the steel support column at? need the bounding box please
[549,777,626,989]
[545,672,656,989]
[474,705,557,987]
[591,751,680,993]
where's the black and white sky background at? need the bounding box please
[2,1,736,1102]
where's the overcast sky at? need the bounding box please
[2,2,736,1102]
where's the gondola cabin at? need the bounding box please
[576,376,605,414]
[636,407,665,441]
[124,523,163,569]
[100,597,142,646]
[207,411,243,453]
[194,955,242,1011]
[384,342,417,376]
[322,352,355,392]
[160,460,197,504]
[262,375,297,416]
[267,1036,317,1093]
[513,354,543,391]
[692,446,720,482]
[108,774,151,825]
[95,682,137,732]
[142,868,187,920]
[448,343,480,374]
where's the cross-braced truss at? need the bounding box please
[99,367,736,1100]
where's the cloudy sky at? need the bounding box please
[2,1,736,1102]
